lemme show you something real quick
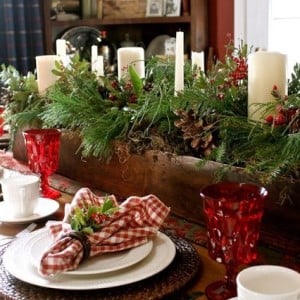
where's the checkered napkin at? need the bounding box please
[39,188,170,276]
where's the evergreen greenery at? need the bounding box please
[1,42,300,187]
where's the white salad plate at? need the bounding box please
[3,231,176,290]
[0,198,59,224]
[25,228,154,275]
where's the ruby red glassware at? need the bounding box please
[200,182,267,300]
[23,129,61,199]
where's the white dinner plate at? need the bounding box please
[25,228,154,275]
[0,198,59,224]
[3,231,176,290]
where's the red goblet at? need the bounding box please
[23,129,61,199]
[200,182,267,300]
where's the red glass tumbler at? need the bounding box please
[23,129,61,199]
[200,182,267,300]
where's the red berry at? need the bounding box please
[129,94,137,103]
[265,115,273,124]
[111,80,119,89]
[274,113,286,125]
[108,94,117,101]
[90,212,97,219]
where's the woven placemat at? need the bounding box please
[0,230,202,300]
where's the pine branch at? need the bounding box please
[80,109,131,159]
[2,49,300,184]
[288,63,300,95]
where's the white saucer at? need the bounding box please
[0,198,59,224]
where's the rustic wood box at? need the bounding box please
[12,129,300,254]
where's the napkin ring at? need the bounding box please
[62,231,91,262]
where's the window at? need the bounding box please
[234,0,300,78]
[269,0,300,76]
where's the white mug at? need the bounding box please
[237,265,300,300]
[1,175,40,218]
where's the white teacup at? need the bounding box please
[1,175,40,218]
[237,265,300,300]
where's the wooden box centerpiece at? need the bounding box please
[12,129,300,255]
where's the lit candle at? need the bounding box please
[248,51,287,121]
[36,55,58,94]
[191,51,205,74]
[174,31,184,96]
[91,45,98,72]
[117,47,145,81]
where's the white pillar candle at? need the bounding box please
[191,51,205,74]
[56,39,66,57]
[91,45,98,72]
[117,47,145,81]
[95,55,104,76]
[36,55,58,94]
[56,39,70,67]
[174,31,184,96]
[248,51,287,121]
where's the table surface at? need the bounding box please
[0,164,298,299]
[0,191,226,300]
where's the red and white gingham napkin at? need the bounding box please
[39,188,170,276]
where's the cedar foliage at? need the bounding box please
[1,43,300,186]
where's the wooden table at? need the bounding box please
[0,148,298,299]
[0,191,226,300]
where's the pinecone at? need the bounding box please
[174,109,216,156]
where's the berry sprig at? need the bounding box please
[264,86,300,131]
[229,56,248,85]
[70,198,119,234]
[106,79,138,105]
